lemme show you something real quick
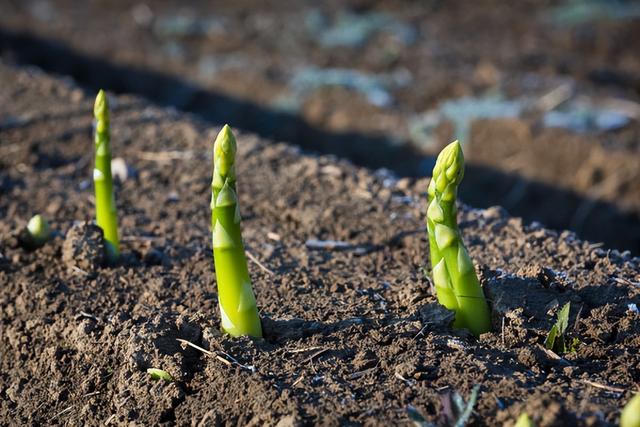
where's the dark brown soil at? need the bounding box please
[1,63,640,426]
[0,0,639,252]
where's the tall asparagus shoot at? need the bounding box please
[211,125,262,338]
[426,141,491,336]
[93,90,120,261]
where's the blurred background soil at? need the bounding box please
[1,0,639,252]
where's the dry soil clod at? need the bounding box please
[62,221,107,274]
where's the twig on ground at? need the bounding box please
[70,265,90,276]
[137,150,194,161]
[305,239,373,255]
[412,323,430,340]
[75,311,102,323]
[176,338,256,373]
[347,367,378,380]
[82,391,101,398]
[579,379,626,394]
[177,338,213,356]
[120,235,164,242]
[286,346,325,354]
[292,375,305,387]
[52,406,74,420]
[304,348,329,363]
[118,396,131,408]
[394,372,414,386]
[535,84,573,111]
[244,249,275,276]
[574,304,583,331]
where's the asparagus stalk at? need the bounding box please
[515,413,535,427]
[211,125,262,338]
[93,90,120,261]
[426,140,491,336]
[621,393,640,427]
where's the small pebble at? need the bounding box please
[111,157,137,183]
[396,178,411,191]
[167,191,180,202]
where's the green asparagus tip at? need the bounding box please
[94,89,109,132]
[621,393,640,427]
[26,214,51,246]
[94,89,107,115]
[146,368,174,382]
[428,140,463,201]
[433,140,464,192]
[515,413,535,427]
[214,124,237,176]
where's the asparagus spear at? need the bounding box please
[26,214,51,247]
[621,393,640,427]
[426,141,491,336]
[18,214,51,250]
[93,90,120,261]
[211,125,262,338]
[515,413,535,427]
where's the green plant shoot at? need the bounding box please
[406,385,480,427]
[26,214,51,247]
[544,302,579,353]
[211,125,262,338]
[93,90,120,260]
[621,393,640,427]
[147,368,174,382]
[426,140,491,336]
[515,413,535,427]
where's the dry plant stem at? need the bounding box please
[427,141,491,336]
[211,125,262,338]
[93,90,120,260]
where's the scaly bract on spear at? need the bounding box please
[426,140,491,336]
[93,90,120,261]
[211,125,262,338]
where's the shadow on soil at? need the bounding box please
[1,28,638,254]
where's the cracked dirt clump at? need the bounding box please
[62,221,106,273]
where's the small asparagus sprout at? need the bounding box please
[211,125,262,338]
[621,393,640,427]
[426,141,491,336]
[515,413,535,427]
[26,214,51,248]
[147,368,174,383]
[93,90,120,261]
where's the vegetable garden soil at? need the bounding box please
[1,63,640,426]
